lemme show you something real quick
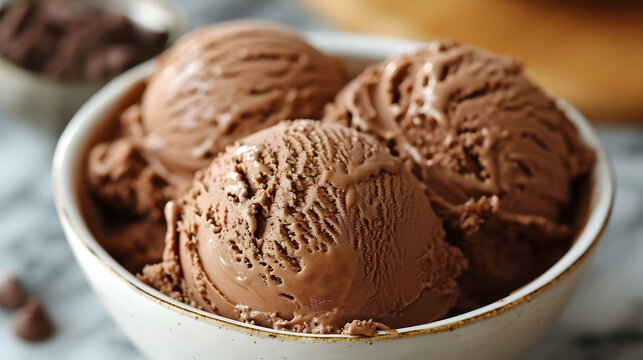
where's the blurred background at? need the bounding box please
[0,0,642,359]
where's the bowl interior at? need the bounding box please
[52,31,614,339]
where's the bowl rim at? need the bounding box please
[52,30,615,341]
[0,0,189,87]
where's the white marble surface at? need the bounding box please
[1,1,642,359]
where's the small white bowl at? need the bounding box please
[52,32,614,360]
[0,0,188,132]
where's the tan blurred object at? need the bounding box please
[305,0,643,121]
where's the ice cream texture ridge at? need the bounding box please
[84,23,596,336]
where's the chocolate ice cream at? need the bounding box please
[323,40,595,309]
[137,21,347,179]
[140,120,466,334]
[82,25,597,334]
[0,0,167,81]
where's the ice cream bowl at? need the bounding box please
[52,31,614,360]
[0,0,188,133]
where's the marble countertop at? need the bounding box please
[1,1,642,359]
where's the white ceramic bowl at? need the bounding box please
[52,32,614,360]
[0,0,188,132]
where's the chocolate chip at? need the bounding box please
[13,299,55,342]
[0,275,27,310]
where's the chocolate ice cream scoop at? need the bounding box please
[140,120,466,334]
[136,21,347,181]
[324,40,595,309]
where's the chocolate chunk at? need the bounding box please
[0,275,27,310]
[13,299,55,342]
